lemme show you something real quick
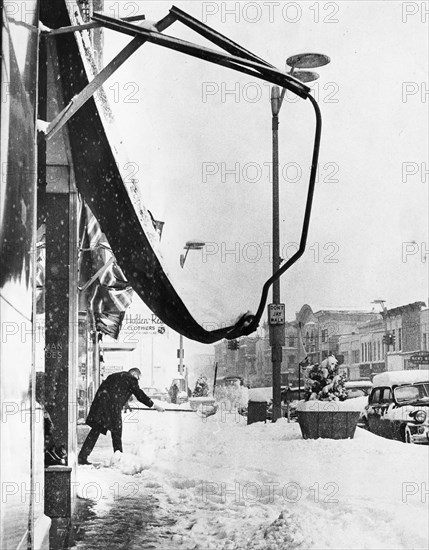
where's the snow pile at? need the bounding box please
[130,399,192,411]
[372,369,429,387]
[189,396,217,412]
[189,396,217,404]
[77,406,429,550]
[215,385,249,409]
[297,396,367,412]
[110,445,155,475]
[194,403,219,419]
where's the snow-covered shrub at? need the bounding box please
[192,376,210,397]
[304,355,348,402]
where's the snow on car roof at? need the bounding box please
[345,380,373,388]
[372,369,429,387]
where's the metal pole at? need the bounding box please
[129,407,195,413]
[213,362,218,397]
[151,334,154,386]
[382,305,388,372]
[179,333,186,394]
[271,86,282,422]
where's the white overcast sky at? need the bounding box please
[100,1,428,356]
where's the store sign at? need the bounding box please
[409,351,429,365]
[268,303,285,325]
[101,364,123,378]
[123,314,166,335]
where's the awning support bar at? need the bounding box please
[43,14,147,36]
[168,5,273,67]
[45,12,177,139]
[91,13,310,99]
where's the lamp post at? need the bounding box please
[178,240,206,394]
[180,239,206,268]
[270,53,330,422]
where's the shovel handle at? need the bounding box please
[128,407,195,413]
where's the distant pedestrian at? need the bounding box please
[78,368,164,465]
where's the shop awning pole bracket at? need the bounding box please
[168,5,273,67]
[45,9,310,139]
[43,14,147,36]
[45,12,177,140]
[52,4,322,343]
[90,12,310,99]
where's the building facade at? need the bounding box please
[339,301,428,379]
[385,302,426,371]
[1,1,129,548]
[339,317,385,380]
[216,302,428,388]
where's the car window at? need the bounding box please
[380,388,392,403]
[394,384,423,403]
[369,389,382,404]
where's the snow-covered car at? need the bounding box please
[362,370,429,444]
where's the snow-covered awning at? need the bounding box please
[45,1,321,343]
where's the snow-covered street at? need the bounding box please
[74,403,428,550]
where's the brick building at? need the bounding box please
[385,302,426,371]
[216,305,378,388]
[339,316,385,380]
[339,301,427,379]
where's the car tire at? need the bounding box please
[402,425,413,444]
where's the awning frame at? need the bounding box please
[46,3,322,343]
[44,6,310,139]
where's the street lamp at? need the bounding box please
[270,53,330,422]
[180,239,206,268]
[178,240,206,395]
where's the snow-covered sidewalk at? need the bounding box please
[75,406,428,550]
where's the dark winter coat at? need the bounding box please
[86,371,153,434]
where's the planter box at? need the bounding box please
[297,410,361,440]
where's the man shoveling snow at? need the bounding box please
[78,367,164,465]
